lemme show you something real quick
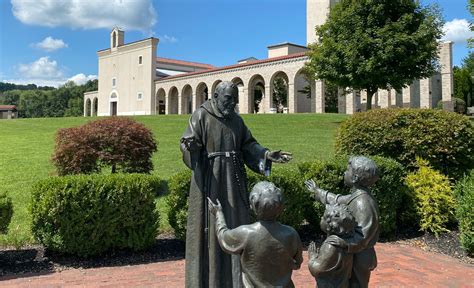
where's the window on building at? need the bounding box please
[139,56,143,65]
[112,78,116,87]
[137,92,143,100]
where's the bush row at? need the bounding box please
[31,173,160,257]
[335,108,474,179]
[454,170,474,255]
[167,156,407,240]
[0,191,13,234]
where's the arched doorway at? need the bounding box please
[248,74,265,114]
[294,69,312,113]
[109,92,118,116]
[270,71,289,113]
[85,99,91,116]
[156,88,166,114]
[92,97,98,116]
[231,77,244,113]
[196,82,209,108]
[181,85,193,114]
[168,87,179,114]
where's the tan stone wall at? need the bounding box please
[96,38,158,116]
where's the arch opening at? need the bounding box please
[156,88,166,115]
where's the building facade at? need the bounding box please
[84,0,454,116]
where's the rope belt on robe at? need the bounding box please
[206,151,249,208]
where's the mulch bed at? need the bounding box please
[0,230,471,277]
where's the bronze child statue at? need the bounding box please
[308,203,356,288]
[208,181,303,288]
[306,156,380,288]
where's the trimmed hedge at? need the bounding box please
[0,191,13,234]
[31,174,160,257]
[167,170,192,241]
[335,108,474,179]
[299,156,407,237]
[454,170,474,255]
[404,158,455,236]
[167,156,406,239]
[52,117,158,175]
[247,166,315,232]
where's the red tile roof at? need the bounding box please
[0,105,16,110]
[156,57,214,69]
[156,52,307,82]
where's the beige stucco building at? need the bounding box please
[84,0,454,116]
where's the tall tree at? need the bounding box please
[468,0,473,48]
[272,77,288,113]
[454,67,473,107]
[305,0,443,109]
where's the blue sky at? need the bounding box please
[0,0,472,87]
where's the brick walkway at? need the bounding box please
[1,243,473,287]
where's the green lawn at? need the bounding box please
[0,113,348,247]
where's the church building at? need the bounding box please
[84,0,454,117]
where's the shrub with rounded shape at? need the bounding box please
[404,158,455,236]
[31,174,160,257]
[335,108,474,179]
[247,167,314,232]
[167,156,406,239]
[454,170,474,255]
[0,191,13,234]
[52,117,158,175]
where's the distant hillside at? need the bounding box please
[0,80,98,118]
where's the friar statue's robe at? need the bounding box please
[181,99,271,288]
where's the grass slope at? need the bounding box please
[0,113,347,247]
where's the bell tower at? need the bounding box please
[306,0,339,45]
[110,27,125,51]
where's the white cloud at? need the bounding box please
[4,57,96,87]
[18,57,64,79]
[11,0,157,32]
[1,78,67,88]
[67,73,97,85]
[160,35,178,43]
[33,36,68,52]
[442,18,473,43]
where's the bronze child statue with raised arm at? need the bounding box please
[306,156,380,288]
[208,181,303,288]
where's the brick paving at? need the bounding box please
[1,243,473,287]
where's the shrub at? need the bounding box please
[31,173,160,257]
[454,170,474,255]
[167,167,313,240]
[299,156,407,237]
[404,158,455,236]
[247,166,314,232]
[335,108,474,179]
[52,117,158,175]
[167,170,192,241]
[0,191,13,234]
[167,156,407,239]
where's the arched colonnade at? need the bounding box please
[154,55,320,115]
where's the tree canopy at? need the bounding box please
[305,0,444,109]
[0,80,98,118]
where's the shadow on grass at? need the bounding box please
[0,236,184,280]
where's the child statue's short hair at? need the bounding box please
[320,203,355,237]
[249,181,284,221]
[349,156,379,187]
